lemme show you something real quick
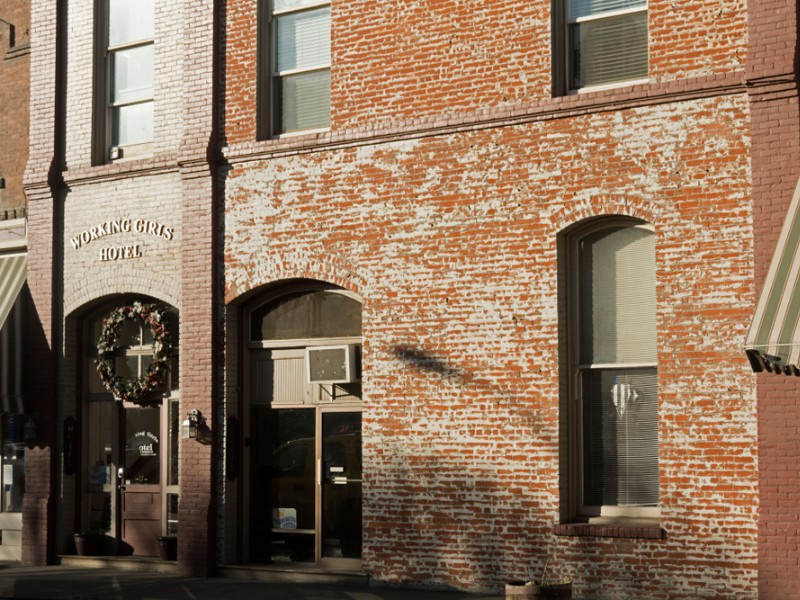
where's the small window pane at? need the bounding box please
[109,0,154,46]
[168,400,179,486]
[87,400,114,479]
[275,8,331,72]
[115,354,139,379]
[251,291,361,342]
[1,414,24,512]
[112,101,154,146]
[167,494,179,535]
[110,46,154,105]
[569,0,646,20]
[115,319,142,348]
[582,368,658,507]
[276,69,330,133]
[569,11,648,89]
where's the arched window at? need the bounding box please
[565,219,658,517]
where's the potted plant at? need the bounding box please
[157,535,177,560]
[75,495,112,556]
[506,553,573,599]
[533,556,572,598]
[73,531,106,556]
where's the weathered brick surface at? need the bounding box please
[224,0,748,142]
[223,94,757,596]
[0,0,30,215]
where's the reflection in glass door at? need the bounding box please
[252,407,316,563]
[250,407,362,567]
[321,411,362,566]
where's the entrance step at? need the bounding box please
[219,564,367,586]
[58,555,178,574]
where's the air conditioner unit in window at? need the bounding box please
[305,345,361,384]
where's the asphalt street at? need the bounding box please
[0,563,504,600]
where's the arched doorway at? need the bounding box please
[80,298,179,556]
[245,284,362,569]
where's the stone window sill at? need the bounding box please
[553,520,665,540]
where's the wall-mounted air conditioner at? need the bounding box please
[305,344,361,384]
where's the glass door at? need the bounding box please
[250,406,362,567]
[119,405,161,556]
[252,407,316,563]
[320,411,362,568]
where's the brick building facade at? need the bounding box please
[0,0,29,563]
[16,0,800,597]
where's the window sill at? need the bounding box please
[553,519,664,540]
[567,77,651,96]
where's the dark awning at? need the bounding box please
[746,177,800,374]
[0,254,26,413]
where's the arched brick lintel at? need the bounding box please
[64,270,181,317]
[549,194,661,235]
[225,256,368,307]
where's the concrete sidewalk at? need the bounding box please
[0,563,504,600]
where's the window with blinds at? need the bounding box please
[575,222,658,512]
[567,0,648,90]
[106,0,154,156]
[270,0,331,135]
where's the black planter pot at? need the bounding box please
[158,535,177,560]
[73,533,106,556]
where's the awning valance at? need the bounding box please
[0,254,26,413]
[746,176,800,374]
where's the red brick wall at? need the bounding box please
[223,94,756,595]
[747,0,800,598]
[220,0,759,596]
[0,0,30,214]
[224,0,748,142]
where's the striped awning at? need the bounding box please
[746,176,800,374]
[0,255,26,413]
[0,255,25,330]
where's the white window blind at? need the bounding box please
[568,0,648,90]
[577,225,658,508]
[271,3,331,134]
[582,368,658,506]
[275,8,331,71]
[578,226,656,365]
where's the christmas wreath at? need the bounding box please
[95,302,173,403]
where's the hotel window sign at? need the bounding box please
[70,217,175,262]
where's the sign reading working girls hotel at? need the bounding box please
[70,218,175,262]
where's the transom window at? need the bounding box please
[265,0,331,136]
[565,0,648,91]
[566,219,658,518]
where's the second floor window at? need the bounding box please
[104,0,154,159]
[566,0,648,91]
[268,0,331,136]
